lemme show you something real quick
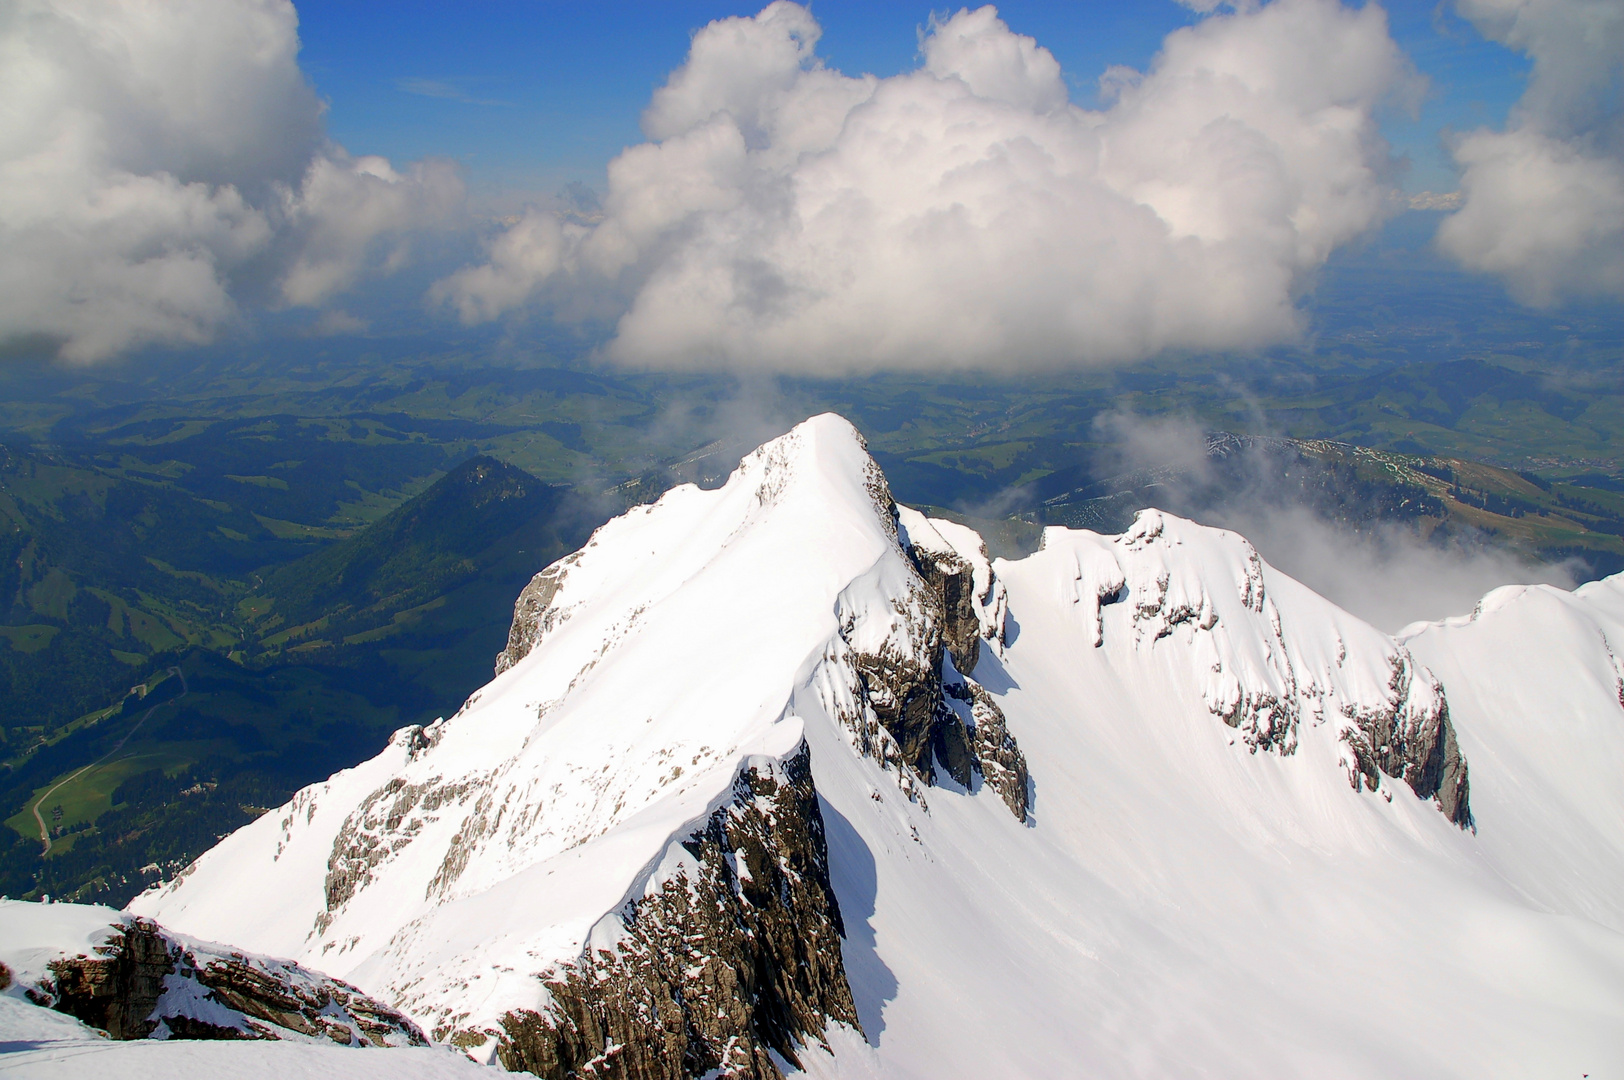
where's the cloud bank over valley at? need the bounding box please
[0,0,1617,367]
[0,0,462,361]
[440,0,1420,371]
[1437,0,1624,306]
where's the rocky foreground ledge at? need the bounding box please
[0,898,425,1046]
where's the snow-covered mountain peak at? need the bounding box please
[126,414,1624,1079]
[130,413,942,1065]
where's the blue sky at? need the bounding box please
[296,0,1531,203]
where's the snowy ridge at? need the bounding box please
[127,414,1624,1078]
[1031,510,1469,822]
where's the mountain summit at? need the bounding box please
[129,414,1624,1078]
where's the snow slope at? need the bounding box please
[796,513,1624,1077]
[1402,579,1624,935]
[129,414,1624,1077]
[0,995,488,1080]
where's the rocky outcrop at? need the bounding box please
[866,516,1029,820]
[848,622,947,783]
[909,545,982,675]
[323,766,470,920]
[931,699,977,790]
[496,553,582,674]
[840,581,1026,813]
[490,743,858,1080]
[189,951,427,1045]
[24,915,426,1046]
[1108,511,1470,827]
[821,507,1032,822]
[44,917,171,1038]
[945,681,1030,822]
[1341,658,1472,827]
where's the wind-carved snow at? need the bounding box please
[128,414,1624,1080]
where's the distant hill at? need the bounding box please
[260,455,586,647]
[1,455,607,908]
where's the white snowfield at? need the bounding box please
[0,995,489,1080]
[99,413,1622,1078]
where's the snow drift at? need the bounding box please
[124,413,1624,1078]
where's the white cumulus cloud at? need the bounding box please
[0,0,463,362]
[437,0,1417,373]
[276,151,464,308]
[1436,0,1624,305]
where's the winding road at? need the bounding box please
[28,666,187,856]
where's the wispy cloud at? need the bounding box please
[394,77,511,107]
[1408,190,1462,211]
[308,309,369,336]
[1087,411,1577,632]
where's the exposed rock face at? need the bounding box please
[910,545,981,675]
[495,553,582,674]
[45,917,171,1038]
[945,681,1030,822]
[27,915,426,1046]
[492,743,858,1080]
[1341,658,1472,827]
[931,700,977,790]
[190,951,427,1045]
[847,610,947,783]
[890,517,1030,820]
[817,505,1033,823]
[323,766,470,921]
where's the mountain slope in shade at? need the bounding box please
[130,414,1624,1078]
